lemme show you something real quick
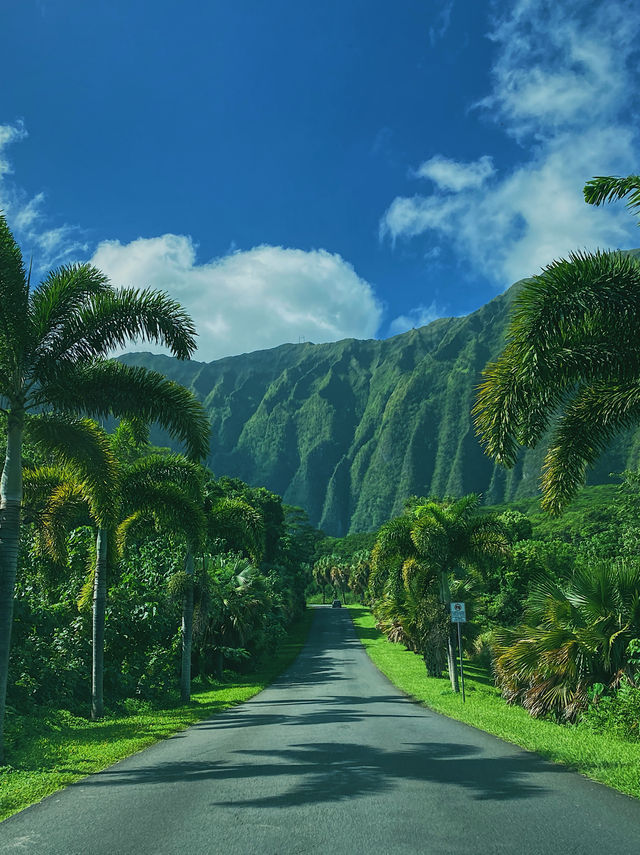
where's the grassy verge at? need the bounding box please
[349,605,640,799]
[0,608,314,822]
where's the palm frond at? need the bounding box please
[119,481,206,550]
[0,213,30,378]
[25,414,119,527]
[44,287,197,365]
[30,264,111,371]
[41,480,92,564]
[541,379,640,513]
[209,498,265,563]
[122,454,203,507]
[474,250,640,469]
[39,360,210,461]
[584,174,640,219]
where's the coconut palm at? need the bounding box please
[0,214,208,756]
[493,559,640,719]
[474,173,640,514]
[372,496,508,689]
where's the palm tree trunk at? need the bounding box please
[0,411,23,763]
[180,549,194,702]
[91,528,108,720]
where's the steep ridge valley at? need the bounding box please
[121,281,640,535]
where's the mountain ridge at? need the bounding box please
[121,278,640,535]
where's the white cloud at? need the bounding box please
[429,1,454,46]
[480,0,636,141]
[414,154,494,192]
[381,0,640,286]
[90,236,383,362]
[0,121,86,270]
[389,301,445,336]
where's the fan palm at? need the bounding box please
[493,559,640,719]
[474,173,640,514]
[0,214,209,755]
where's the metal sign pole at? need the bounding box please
[457,621,465,703]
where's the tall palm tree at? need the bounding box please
[312,556,332,604]
[0,214,209,757]
[348,550,371,604]
[372,496,508,689]
[474,173,640,514]
[33,437,206,718]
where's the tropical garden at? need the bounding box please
[4,172,640,812]
[0,214,316,799]
[309,174,640,752]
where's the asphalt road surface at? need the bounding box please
[2,606,640,854]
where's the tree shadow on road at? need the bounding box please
[75,738,567,805]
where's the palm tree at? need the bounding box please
[178,493,264,701]
[33,437,206,718]
[330,560,349,604]
[0,214,209,757]
[312,556,332,604]
[492,559,640,719]
[193,554,271,679]
[348,550,371,603]
[372,496,508,689]
[474,173,640,514]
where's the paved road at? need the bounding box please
[2,607,640,854]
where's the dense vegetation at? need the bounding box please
[0,213,314,769]
[8,461,314,723]
[4,172,640,807]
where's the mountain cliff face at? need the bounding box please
[122,282,640,535]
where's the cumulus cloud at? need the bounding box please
[90,236,383,362]
[0,125,382,359]
[0,121,86,270]
[381,0,640,286]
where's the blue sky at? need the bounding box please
[2,0,640,361]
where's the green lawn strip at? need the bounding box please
[0,608,314,822]
[348,605,640,799]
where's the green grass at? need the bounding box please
[348,605,640,799]
[0,609,314,822]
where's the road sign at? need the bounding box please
[450,602,466,623]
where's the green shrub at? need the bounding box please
[581,683,640,742]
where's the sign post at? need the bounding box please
[449,602,466,703]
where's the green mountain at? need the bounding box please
[121,282,640,535]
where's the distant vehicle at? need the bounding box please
[331,599,342,608]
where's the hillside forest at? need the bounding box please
[2,174,640,777]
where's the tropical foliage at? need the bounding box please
[493,560,640,720]
[367,495,509,688]
[0,213,210,759]
[474,176,640,514]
